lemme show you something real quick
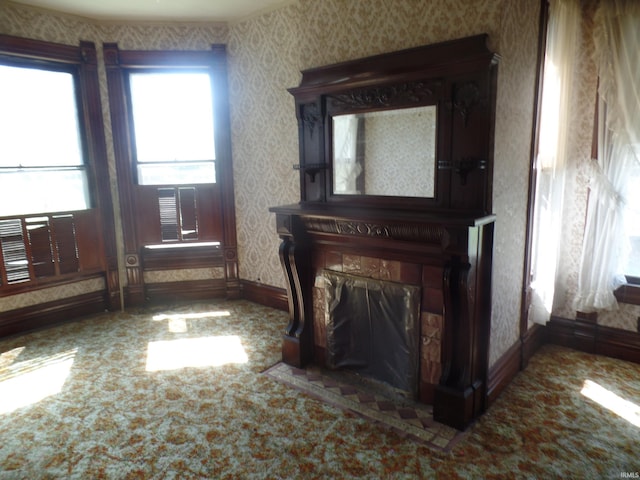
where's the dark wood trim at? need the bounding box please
[547,315,597,353]
[77,41,120,310]
[520,0,550,338]
[104,42,144,307]
[116,49,222,68]
[103,42,239,306]
[142,244,224,271]
[240,279,288,311]
[0,35,119,311]
[212,46,240,299]
[144,279,226,304]
[521,322,547,368]
[596,325,640,364]
[547,316,640,364]
[0,34,82,64]
[0,270,105,297]
[614,283,640,305]
[486,340,521,406]
[0,291,107,338]
[486,322,547,407]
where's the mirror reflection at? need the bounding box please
[332,106,436,198]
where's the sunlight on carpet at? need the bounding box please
[152,310,231,333]
[145,335,248,371]
[581,379,640,428]
[0,348,76,414]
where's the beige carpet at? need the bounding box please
[0,299,638,478]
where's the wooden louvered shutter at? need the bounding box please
[0,219,30,284]
[158,188,179,242]
[179,187,198,241]
[52,215,79,274]
[26,217,55,278]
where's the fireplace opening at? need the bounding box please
[324,270,421,396]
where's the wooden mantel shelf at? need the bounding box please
[270,204,495,430]
[271,35,499,431]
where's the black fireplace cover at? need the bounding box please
[324,270,421,395]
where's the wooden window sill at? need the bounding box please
[614,283,640,306]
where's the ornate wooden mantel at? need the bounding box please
[271,35,499,430]
[270,203,495,430]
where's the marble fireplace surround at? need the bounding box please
[270,205,495,430]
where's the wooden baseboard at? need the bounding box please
[145,279,226,304]
[522,323,547,367]
[547,316,640,364]
[486,323,547,407]
[0,291,107,338]
[240,280,288,311]
[486,340,521,406]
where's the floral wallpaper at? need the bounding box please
[228,0,540,366]
[6,0,629,369]
[0,0,228,310]
[0,278,105,312]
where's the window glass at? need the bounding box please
[0,64,89,216]
[129,72,216,185]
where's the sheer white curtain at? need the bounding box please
[574,0,640,312]
[528,0,580,324]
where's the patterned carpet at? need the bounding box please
[263,362,463,452]
[0,300,637,479]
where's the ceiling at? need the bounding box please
[8,0,293,22]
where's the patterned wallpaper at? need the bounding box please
[6,0,627,367]
[0,278,105,313]
[229,0,539,366]
[0,0,540,366]
[0,0,229,310]
[227,3,303,288]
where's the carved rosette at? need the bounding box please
[301,103,320,139]
[453,82,480,125]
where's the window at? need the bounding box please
[0,35,116,295]
[105,43,239,304]
[127,72,217,185]
[0,63,90,216]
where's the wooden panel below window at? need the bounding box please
[0,210,105,292]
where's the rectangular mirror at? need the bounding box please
[332,105,436,198]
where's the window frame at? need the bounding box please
[104,43,239,305]
[0,46,93,216]
[124,68,218,186]
[0,35,119,304]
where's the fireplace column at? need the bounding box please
[275,213,314,367]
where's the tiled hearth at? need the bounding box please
[263,362,463,452]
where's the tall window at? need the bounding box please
[574,0,640,311]
[128,71,217,186]
[105,44,239,304]
[528,0,580,324]
[0,35,116,295]
[0,64,89,216]
[105,44,236,251]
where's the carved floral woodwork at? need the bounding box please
[271,35,499,430]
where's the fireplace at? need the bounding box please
[270,35,498,430]
[324,270,421,395]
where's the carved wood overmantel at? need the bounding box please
[271,35,499,430]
